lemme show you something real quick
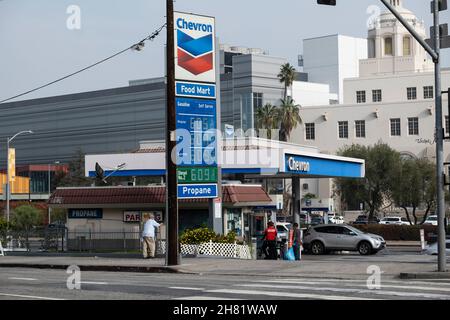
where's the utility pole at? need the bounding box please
[318,0,448,272]
[165,0,180,266]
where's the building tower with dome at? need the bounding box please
[360,0,434,76]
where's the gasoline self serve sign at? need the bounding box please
[174,12,216,83]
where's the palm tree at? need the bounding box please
[278,63,296,100]
[278,97,302,142]
[256,103,278,139]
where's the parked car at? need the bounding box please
[328,214,344,224]
[423,215,438,226]
[310,216,324,226]
[353,215,379,225]
[422,239,450,255]
[276,222,292,241]
[379,216,411,225]
[303,224,386,255]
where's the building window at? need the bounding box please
[372,89,382,102]
[424,86,434,99]
[390,118,401,136]
[338,121,349,139]
[253,92,263,109]
[384,37,393,56]
[302,183,309,191]
[407,87,417,100]
[226,209,242,236]
[305,123,315,140]
[355,120,366,138]
[446,116,450,134]
[356,91,366,103]
[408,117,419,135]
[403,36,411,56]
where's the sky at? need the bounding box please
[0,0,449,102]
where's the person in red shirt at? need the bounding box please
[263,221,278,260]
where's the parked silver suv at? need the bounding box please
[303,224,386,255]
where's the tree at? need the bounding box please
[335,143,402,221]
[278,63,296,100]
[278,97,302,142]
[56,148,92,187]
[392,158,436,225]
[11,205,43,249]
[256,103,279,139]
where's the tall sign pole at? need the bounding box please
[166,0,180,266]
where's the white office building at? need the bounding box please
[300,34,368,104]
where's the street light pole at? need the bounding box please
[165,0,180,266]
[5,130,33,229]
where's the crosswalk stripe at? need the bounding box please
[258,278,450,287]
[173,296,242,300]
[237,284,450,300]
[206,288,377,300]
[169,287,206,291]
[258,279,450,292]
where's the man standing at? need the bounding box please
[263,221,278,260]
[292,223,302,261]
[142,213,161,259]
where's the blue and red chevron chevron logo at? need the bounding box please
[177,30,213,75]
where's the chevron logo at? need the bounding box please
[177,30,213,75]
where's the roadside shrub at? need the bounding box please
[180,228,238,244]
[350,224,438,241]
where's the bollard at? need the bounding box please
[251,237,257,260]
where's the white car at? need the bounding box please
[276,222,292,241]
[422,240,450,255]
[379,217,410,225]
[329,215,344,224]
[423,215,438,226]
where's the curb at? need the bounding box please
[399,272,450,279]
[0,263,190,274]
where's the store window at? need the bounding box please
[227,209,242,236]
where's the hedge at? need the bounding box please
[350,224,440,241]
[180,228,238,245]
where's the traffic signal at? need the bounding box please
[317,0,336,5]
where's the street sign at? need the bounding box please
[68,208,103,219]
[177,183,218,199]
[174,12,216,83]
[177,166,218,183]
[175,81,216,99]
[431,0,448,12]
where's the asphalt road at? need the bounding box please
[0,249,449,301]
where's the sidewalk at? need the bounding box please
[0,250,446,279]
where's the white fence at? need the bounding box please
[158,240,252,260]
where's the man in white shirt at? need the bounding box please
[142,213,161,259]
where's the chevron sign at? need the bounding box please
[174,12,216,83]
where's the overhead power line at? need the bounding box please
[0,23,167,104]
